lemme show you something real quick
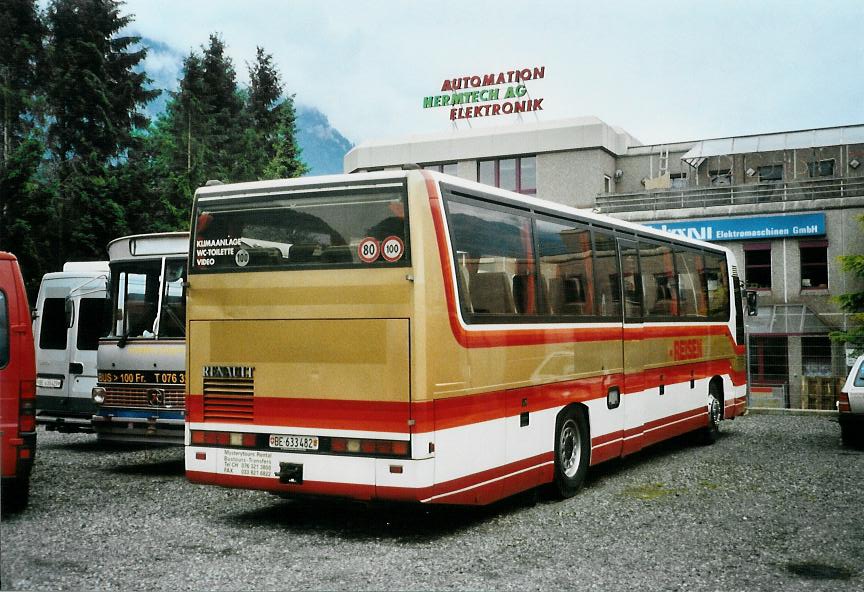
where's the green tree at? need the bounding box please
[263,97,308,180]
[43,0,156,160]
[41,0,157,263]
[152,33,256,218]
[0,0,49,297]
[831,215,864,355]
[0,0,45,162]
[247,46,307,180]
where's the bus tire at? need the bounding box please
[550,407,589,499]
[697,381,723,446]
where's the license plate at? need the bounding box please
[269,434,319,451]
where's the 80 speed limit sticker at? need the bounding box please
[381,236,405,262]
[358,237,380,263]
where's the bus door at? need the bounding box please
[67,293,109,406]
[34,282,72,402]
[618,237,646,456]
[589,229,625,462]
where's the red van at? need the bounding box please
[1,252,37,513]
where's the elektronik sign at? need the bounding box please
[423,66,545,121]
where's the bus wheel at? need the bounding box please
[551,407,589,499]
[697,382,723,446]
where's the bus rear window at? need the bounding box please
[192,189,409,272]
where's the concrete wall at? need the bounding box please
[615,150,691,193]
[538,149,616,209]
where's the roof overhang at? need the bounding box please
[746,304,835,336]
[681,125,864,169]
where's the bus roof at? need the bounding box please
[194,171,729,255]
[106,232,189,261]
[62,261,109,272]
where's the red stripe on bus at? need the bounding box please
[186,394,411,433]
[187,361,746,434]
[423,172,746,356]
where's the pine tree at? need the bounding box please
[41,0,157,263]
[248,47,282,133]
[0,0,45,162]
[263,97,308,180]
[43,0,157,161]
[200,34,250,182]
[247,46,281,174]
[0,0,49,297]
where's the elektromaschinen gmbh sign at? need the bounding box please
[644,213,826,242]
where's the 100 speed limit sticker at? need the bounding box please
[358,236,404,263]
[381,236,404,262]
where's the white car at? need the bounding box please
[839,355,864,447]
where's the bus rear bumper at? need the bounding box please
[93,415,185,444]
[185,445,435,502]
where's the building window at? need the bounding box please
[477,156,537,194]
[670,173,688,189]
[744,243,771,289]
[749,336,789,385]
[499,158,517,191]
[802,336,833,377]
[709,169,731,186]
[800,240,828,289]
[758,165,783,182]
[478,160,495,186]
[807,159,834,178]
[603,175,612,193]
[423,162,458,176]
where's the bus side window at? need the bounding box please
[641,241,677,318]
[619,239,642,321]
[592,230,621,319]
[704,253,730,320]
[675,248,709,318]
[447,197,538,321]
[536,218,594,319]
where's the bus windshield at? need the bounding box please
[192,189,409,272]
[111,258,187,339]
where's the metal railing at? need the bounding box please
[595,176,864,213]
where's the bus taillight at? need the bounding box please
[190,430,255,448]
[330,438,409,457]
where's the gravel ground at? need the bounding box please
[2,413,863,591]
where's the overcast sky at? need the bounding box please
[123,0,863,147]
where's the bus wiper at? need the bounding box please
[118,332,129,348]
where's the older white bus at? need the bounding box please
[91,233,188,443]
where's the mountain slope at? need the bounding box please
[137,36,353,176]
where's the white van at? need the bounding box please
[32,262,110,432]
[840,355,864,447]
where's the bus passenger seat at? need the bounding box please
[469,272,516,314]
[289,243,317,262]
[457,264,474,313]
[512,274,534,314]
[322,245,352,263]
[546,276,565,314]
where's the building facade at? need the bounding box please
[345,118,864,409]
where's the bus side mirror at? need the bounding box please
[746,290,758,316]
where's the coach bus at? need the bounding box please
[91,232,188,443]
[184,170,747,505]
